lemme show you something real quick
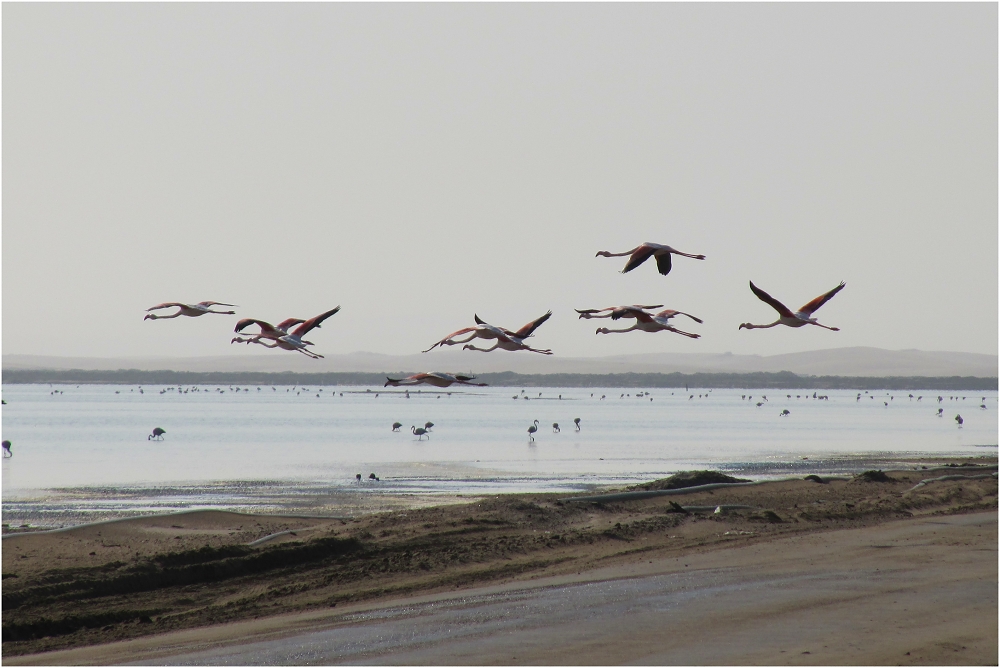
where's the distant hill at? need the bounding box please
[4,347,996,378]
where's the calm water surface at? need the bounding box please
[2,384,995,527]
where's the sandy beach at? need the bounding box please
[3,457,996,665]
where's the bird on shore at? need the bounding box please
[574,418,581,431]
[424,311,554,355]
[148,427,166,441]
[528,420,539,442]
[739,281,845,331]
[595,308,701,339]
[2,440,11,458]
[145,301,237,320]
[384,372,487,388]
[595,242,706,276]
[411,426,429,440]
[391,422,402,431]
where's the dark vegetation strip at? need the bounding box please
[3,368,996,390]
[1,537,363,611]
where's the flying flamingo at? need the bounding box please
[233,317,321,358]
[739,281,845,331]
[232,317,322,357]
[575,305,664,319]
[384,372,488,388]
[423,311,554,355]
[595,242,706,276]
[144,301,237,320]
[236,308,340,359]
[595,307,701,338]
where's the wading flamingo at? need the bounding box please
[2,440,11,458]
[528,420,539,441]
[595,243,705,276]
[145,301,236,320]
[739,281,845,331]
[412,426,429,440]
[148,427,166,441]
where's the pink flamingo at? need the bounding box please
[738,281,845,331]
[144,301,236,320]
[384,372,488,388]
[595,307,701,338]
[423,311,553,355]
[596,243,705,276]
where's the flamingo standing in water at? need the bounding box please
[528,420,539,441]
[423,311,554,355]
[384,372,487,388]
[411,426,429,440]
[144,301,237,320]
[2,440,11,458]
[595,243,706,276]
[148,428,166,441]
[739,281,845,331]
[595,307,701,339]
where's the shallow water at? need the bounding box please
[2,384,995,527]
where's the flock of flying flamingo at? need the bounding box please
[144,241,848,382]
[138,242,850,442]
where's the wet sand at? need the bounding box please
[3,458,997,665]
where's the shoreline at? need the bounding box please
[5,455,997,533]
[3,456,996,662]
[8,511,996,666]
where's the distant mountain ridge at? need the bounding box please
[4,347,996,378]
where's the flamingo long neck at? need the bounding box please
[744,321,781,330]
[599,248,639,257]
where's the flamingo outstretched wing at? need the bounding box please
[610,306,650,320]
[654,252,673,276]
[423,327,478,353]
[146,302,186,312]
[290,307,341,337]
[234,318,280,335]
[655,309,704,324]
[797,282,846,316]
[513,311,552,339]
[748,282,796,318]
[621,245,656,273]
[275,318,307,332]
[198,301,237,307]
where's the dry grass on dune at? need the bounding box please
[2,457,997,658]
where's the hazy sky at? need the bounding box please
[3,3,997,360]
